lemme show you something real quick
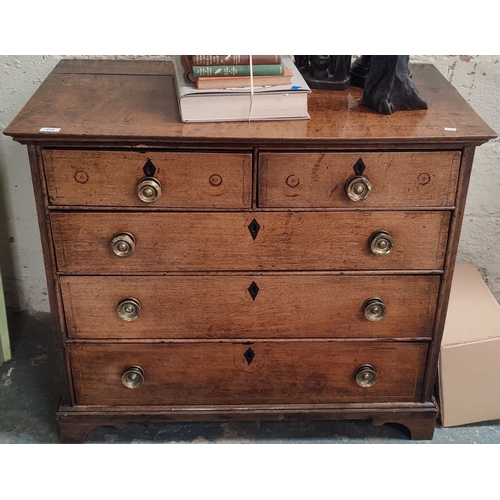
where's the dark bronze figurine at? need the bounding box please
[295,55,352,90]
[350,55,372,88]
[296,55,427,115]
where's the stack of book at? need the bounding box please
[184,55,292,90]
[173,55,311,123]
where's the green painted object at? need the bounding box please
[0,271,11,365]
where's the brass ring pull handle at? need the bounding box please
[111,232,136,257]
[122,365,145,389]
[369,230,394,256]
[355,364,378,388]
[116,298,141,321]
[363,297,387,322]
[345,175,372,201]
[137,177,162,203]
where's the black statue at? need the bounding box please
[295,55,352,90]
[350,55,412,88]
[361,55,427,115]
[350,55,372,88]
[295,54,428,115]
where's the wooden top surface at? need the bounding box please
[3,58,497,147]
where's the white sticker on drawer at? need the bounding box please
[444,127,457,131]
[39,127,61,132]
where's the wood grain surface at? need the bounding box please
[69,341,428,406]
[61,274,439,339]
[44,150,252,208]
[56,402,439,442]
[50,211,450,273]
[259,151,461,208]
[4,64,496,146]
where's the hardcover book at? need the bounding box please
[191,62,285,78]
[194,66,292,90]
[173,55,311,123]
[182,55,292,90]
[183,57,293,90]
[191,55,282,66]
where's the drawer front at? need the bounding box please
[51,211,450,273]
[69,341,428,406]
[259,151,461,208]
[61,275,439,340]
[43,150,252,208]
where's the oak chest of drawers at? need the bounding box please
[4,59,496,442]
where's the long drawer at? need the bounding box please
[259,151,461,208]
[51,211,450,273]
[61,275,440,339]
[69,341,428,406]
[43,150,253,208]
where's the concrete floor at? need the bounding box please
[1,311,500,444]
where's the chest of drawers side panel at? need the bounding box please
[26,145,74,406]
[422,146,477,400]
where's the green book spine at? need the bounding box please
[191,55,282,65]
[192,63,285,78]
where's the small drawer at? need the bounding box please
[61,275,439,340]
[69,341,428,406]
[43,150,252,208]
[258,151,461,208]
[50,211,450,273]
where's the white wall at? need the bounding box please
[1,56,59,311]
[0,56,162,311]
[1,55,499,311]
[414,56,500,298]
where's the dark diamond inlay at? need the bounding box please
[248,281,260,301]
[244,348,255,365]
[248,219,260,240]
[143,158,157,177]
[353,158,366,176]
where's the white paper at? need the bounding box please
[39,127,61,132]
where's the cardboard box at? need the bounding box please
[438,264,500,427]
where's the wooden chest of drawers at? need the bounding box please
[4,59,496,442]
